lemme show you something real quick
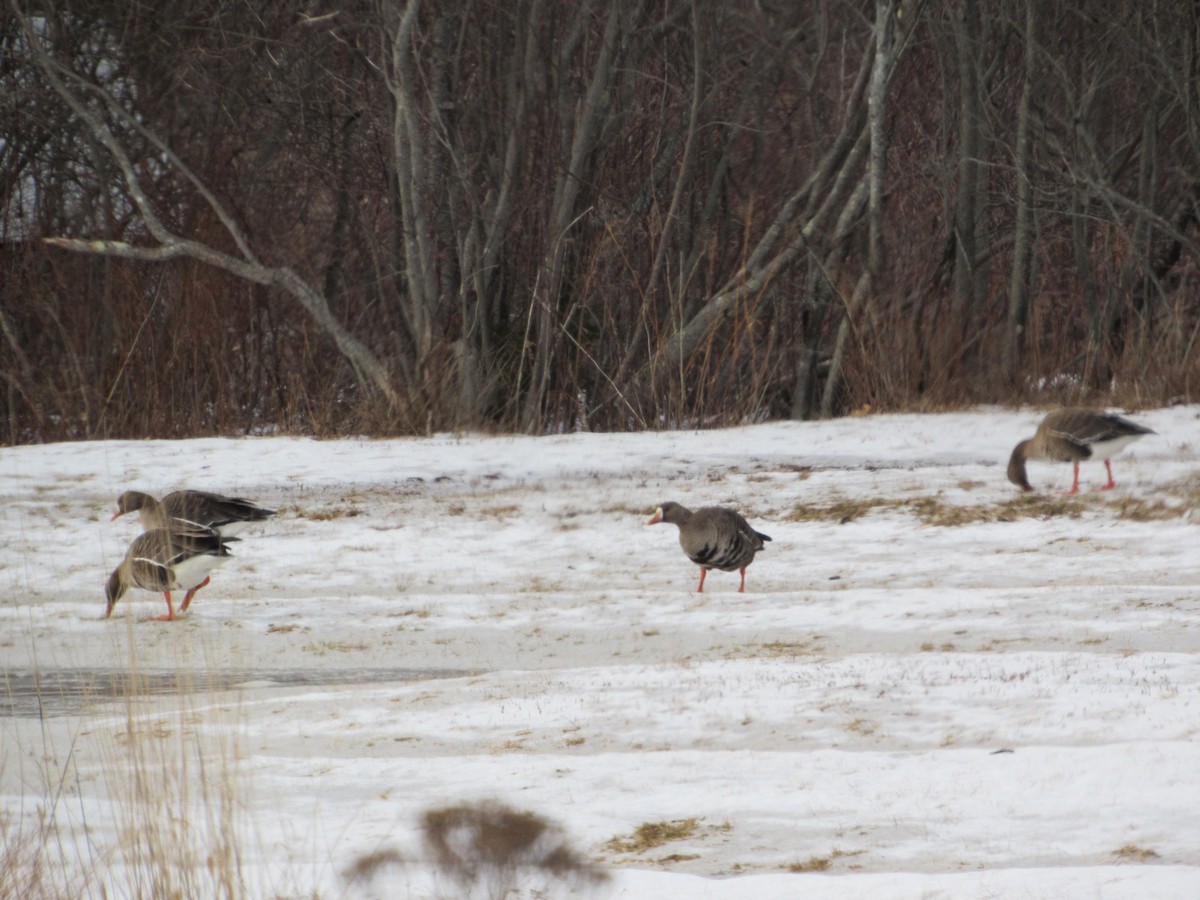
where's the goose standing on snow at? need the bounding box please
[647,502,772,592]
[113,489,276,536]
[1007,408,1155,494]
[105,524,237,621]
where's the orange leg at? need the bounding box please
[696,569,707,593]
[178,576,211,613]
[1060,462,1082,495]
[1097,460,1116,491]
[738,568,747,593]
[152,592,177,622]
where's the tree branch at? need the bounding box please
[21,7,400,411]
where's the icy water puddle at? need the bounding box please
[0,667,479,718]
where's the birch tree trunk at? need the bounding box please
[820,0,894,418]
[387,0,439,367]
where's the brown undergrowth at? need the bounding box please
[778,490,1195,526]
[605,817,702,853]
[415,801,609,898]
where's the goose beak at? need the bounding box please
[647,508,663,525]
[110,509,121,521]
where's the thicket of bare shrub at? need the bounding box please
[3,1,1199,444]
[418,800,608,899]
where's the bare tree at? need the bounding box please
[1003,0,1037,382]
[951,0,988,345]
[7,0,1200,443]
[18,6,401,410]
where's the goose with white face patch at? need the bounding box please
[647,502,771,593]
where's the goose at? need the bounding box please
[113,489,276,536]
[647,502,771,592]
[105,524,236,621]
[1007,408,1154,493]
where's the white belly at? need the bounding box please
[170,553,230,590]
[1088,434,1143,461]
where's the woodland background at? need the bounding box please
[3,0,1200,443]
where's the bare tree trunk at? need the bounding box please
[1109,105,1159,366]
[952,0,987,335]
[866,0,892,283]
[612,8,809,401]
[1075,182,1104,386]
[645,42,877,388]
[24,12,400,410]
[789,267,835,420]
[646,2,705,305]
[387,0,438,367]
[519,1,628,431]
[1003,0,1037,383]
[0,304,46,435]
[820,0,894,418]
[457,0,545,419]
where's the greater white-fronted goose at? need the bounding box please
[1007,408,1155,493]
[113,489,276,536]
[105,524,237,621]
[647,502,772,592]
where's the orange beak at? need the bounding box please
[646,509,663,525]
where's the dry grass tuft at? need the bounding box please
[0,809,88,900]
[784,497,895,523]
[907,496,986,526]
[600,501,653,516]
[1113,844,1161,862]
[342,847,408,883]
[786,492,1087,526]
[758,640,820,657]
[105,710,248,898]
[787,848,861,872]
[992,493,1086,521]
[484,504,521,518]
[2,653,258,899]
[1108,490,1197,521]
[305,506,362,520]
[605,817,701,854]
[421,800,608,896]
[788,854,831,872]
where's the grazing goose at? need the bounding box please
[113,489,276,536]
[105,525,236,621]
[1007,408,1155,494]
[647,502,772,592]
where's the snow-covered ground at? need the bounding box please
[2,406,1199,898]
